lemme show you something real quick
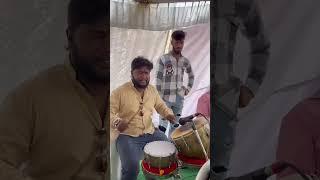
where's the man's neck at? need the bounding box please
[132,84,146,96]
[171,51,182,59]
[77,73,106,97]
[69,57,106,96]
[135,87,146,94]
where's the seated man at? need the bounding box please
[196,90,210,120]
[110,56,176,180]
[276,90,320,180]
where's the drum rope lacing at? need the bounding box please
[182,136,190,151]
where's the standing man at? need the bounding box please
[156,30,195,137]
[212,0,271,179]
[110,57,176,180]
[0,0,109,179]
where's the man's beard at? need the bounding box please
[173,48,182,55]
[132,77,149,89]
[70,47,108,83]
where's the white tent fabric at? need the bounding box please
[0,0,68,102]
[110,23,210,179]
[111,0,210,30]
[228,0,320,178]
[110,28,168,91]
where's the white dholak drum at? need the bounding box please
[142,141,180,179]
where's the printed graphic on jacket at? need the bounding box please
[165,63,174,76]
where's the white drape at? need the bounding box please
[228,0,320,178]
[110,0,210,30]
[0,0,68,102]
[110,28,169,90]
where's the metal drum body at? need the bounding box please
[143,141,177,168]
[142,141,180,179]
[171,117,210,160]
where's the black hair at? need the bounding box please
[171,30,186,40]
[131,56,153,71]
[67,0,107,32]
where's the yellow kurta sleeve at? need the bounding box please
[0,85,34,180]
[110,89,122,130]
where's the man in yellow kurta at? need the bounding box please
[110,57,176,180]
[0,0,109,179]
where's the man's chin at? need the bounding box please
[93,66,109,80]
[135,83,148,89]
[83,69,108,83]
[94,72,108,82]
[139,85,148,88]
[173,50,182,54]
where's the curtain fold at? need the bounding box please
[110,0,210,31]
[228,0,320,176]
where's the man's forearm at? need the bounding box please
[187,76,194,92]
[245,32,270,94]
[110,114,121,129]
[186,61,194,91]
[242,0,271,94]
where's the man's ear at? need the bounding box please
[66,28,73,41]
[66,28,74,50]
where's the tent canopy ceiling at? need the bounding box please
[111,0,210,31]
[134,0,210,3]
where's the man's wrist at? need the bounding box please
[113,118,121,129]
[186,86,192,93]
[243,78,259,95]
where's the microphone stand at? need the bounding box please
[190,119,209,161]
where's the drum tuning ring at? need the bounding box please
[177,159,183,168]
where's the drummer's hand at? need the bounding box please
[117,121,129,132]
[165,114,176,124]
[239,85,254,108]
[182,86,189,96]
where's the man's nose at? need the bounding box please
[141,74,149,79]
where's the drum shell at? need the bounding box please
[171,118,210,159]
[143,152,177,168]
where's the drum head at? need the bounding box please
[171,116,208,139]
[144,141,176,157]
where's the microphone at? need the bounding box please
[225,161,288,180]
[179,112,200,125]
[173,123,179,128]
[159,113,180,132]
[158,125,167,133]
